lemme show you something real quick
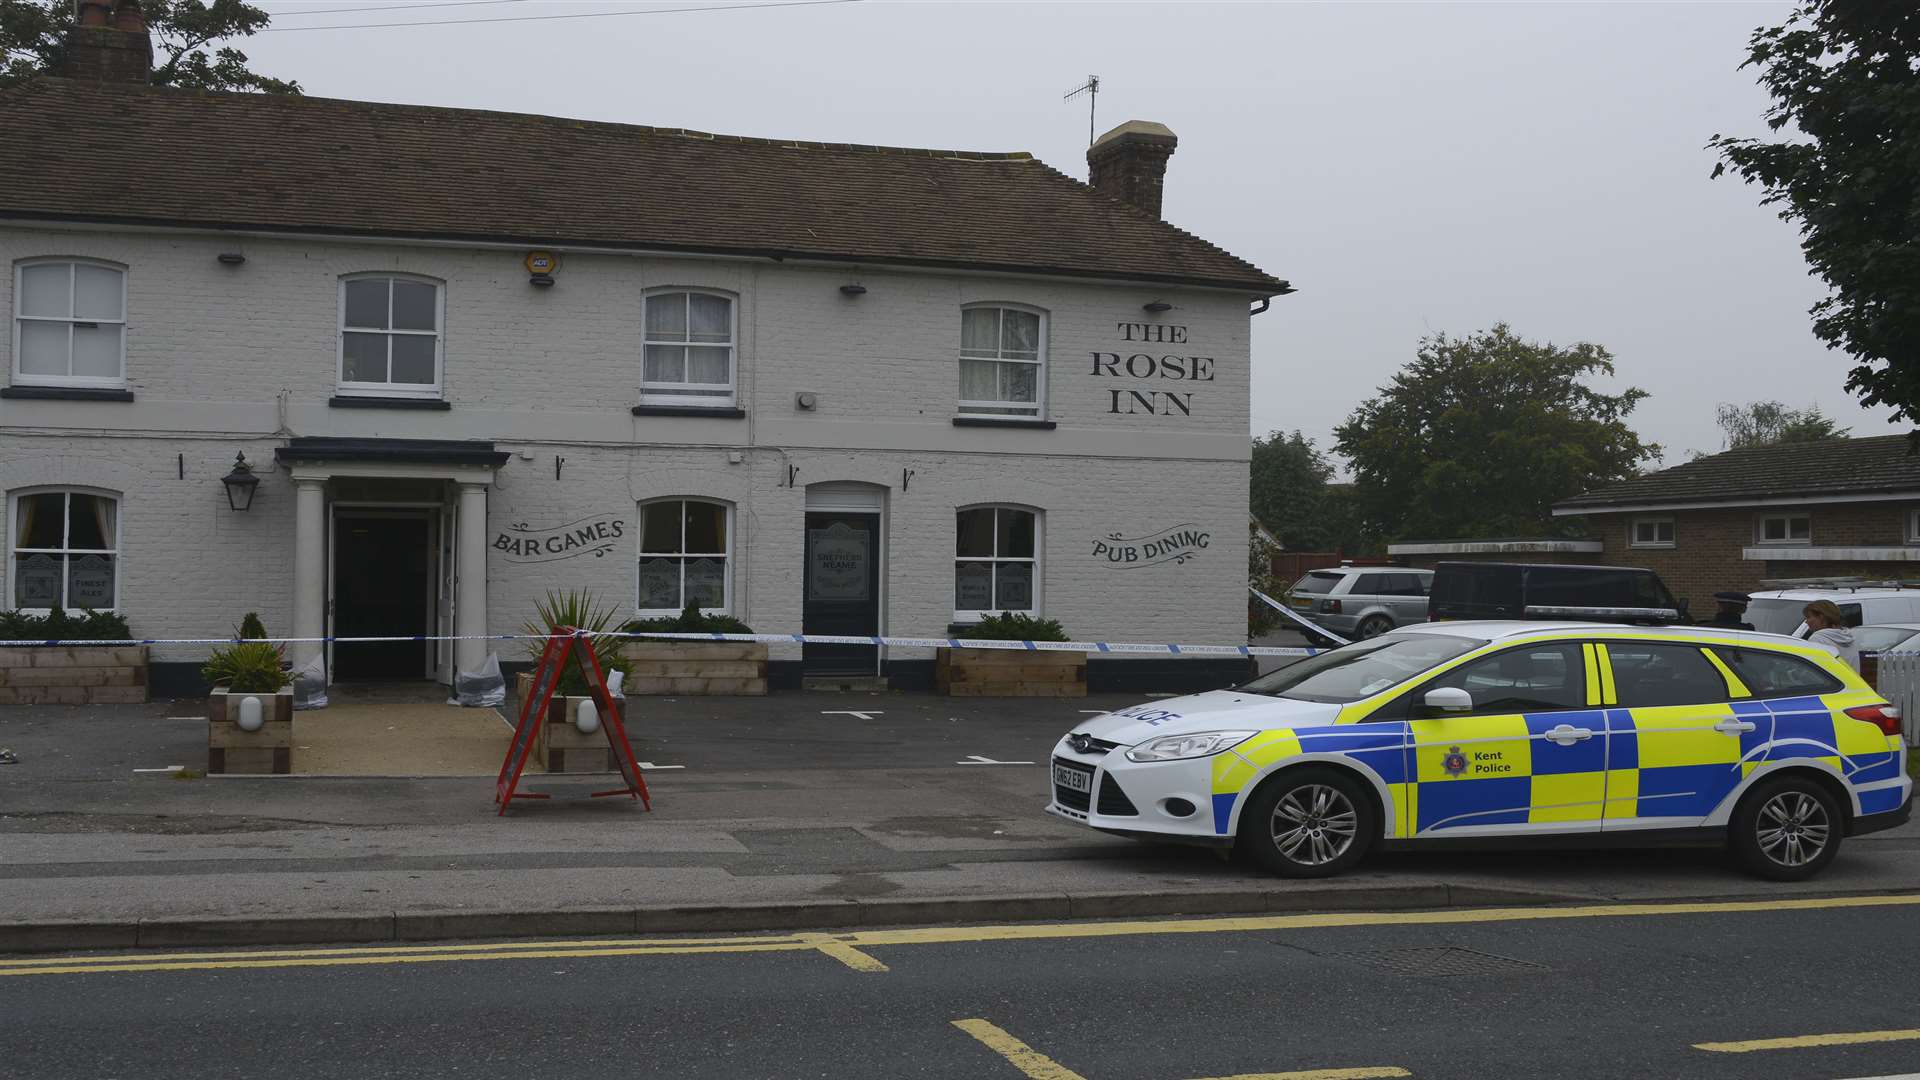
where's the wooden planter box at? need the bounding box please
[207,687,294,774]
[621,641,768,696]
[511,674,633,773]
[0,645,148,705]
[934,648,1087,697]
[539,695,632,773]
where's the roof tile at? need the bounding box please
[0,78,1288,294]
[1556,435,1920,510]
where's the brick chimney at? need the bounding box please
[64,0,154,83]
[1086,120,1178,218]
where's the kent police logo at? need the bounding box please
[1442,746,1468,778]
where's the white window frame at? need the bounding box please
[8,487,121,613]
[336,273,445,399]
[1630,516,1675,549]
[953,504,1042,622]
[12,258,128,389]
[957,303,1048,419]
[1908,509,1920,545]
[635,497,734,618]
[640,288,737,408]
[1755,512,1812,546]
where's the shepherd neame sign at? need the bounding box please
[494,515,626,562]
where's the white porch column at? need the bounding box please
[455,482,489,673]
[290,477,328,675]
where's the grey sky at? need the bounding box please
[238,0,1892,466]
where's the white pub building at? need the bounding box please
[0,5,1290,695]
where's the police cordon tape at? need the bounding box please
[0,589,1337,657]
[0,628,1322,658]
[1249,586,1354,647]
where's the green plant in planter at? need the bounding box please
[0,606,132,641]
[203,613,288,692]
[202,642,292,693]
[954,612,1070,642]
[522,590,632,697]
[623,602,754,637]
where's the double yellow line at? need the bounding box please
[5,893,1920,979]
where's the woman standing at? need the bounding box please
[1801,599,1860,672]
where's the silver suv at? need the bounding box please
[1286,566,1434,639]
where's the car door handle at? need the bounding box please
[1543,724,1593,746]
[1714,718,1757,735]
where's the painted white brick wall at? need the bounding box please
[0,226,1256,666]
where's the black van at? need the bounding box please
[1428,562,1686,624]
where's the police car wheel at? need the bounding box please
[1241,767,1376,878]
[1356,616,1393,639]
[1730,775,1842,881]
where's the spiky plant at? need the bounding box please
[522,589,631,696]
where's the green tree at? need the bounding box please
[1715,400,1850,450]
[1708,4,1916,435]
[1249,430,1334,551]
[1316,482,1375,556]
[1,0,298,93]
[1334,324,1660,542]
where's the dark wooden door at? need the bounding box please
[333,514,432,680]
[802,512,881,675]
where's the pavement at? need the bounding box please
[5,660,1920,955]
[7,894,1920,1078]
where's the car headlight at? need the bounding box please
[1124,731,1256,763]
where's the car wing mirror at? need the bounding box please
[1423,687,1473,713]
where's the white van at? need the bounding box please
[1745,587,1920,635]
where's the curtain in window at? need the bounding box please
[959,360,998,402]
[11,491,116,609]
[642,293,733,403]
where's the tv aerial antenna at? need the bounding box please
[1064,74,1101,147]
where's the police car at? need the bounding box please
[1048,623,1912,880]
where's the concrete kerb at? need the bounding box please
[0,882,1612,956]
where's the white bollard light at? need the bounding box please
[237,695,264,732]
[574,698,600,735]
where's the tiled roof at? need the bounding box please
[0,78,1288,294]
[1555,435,1920,511]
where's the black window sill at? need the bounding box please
[0,386,134,402]
[632,405,747,419]
[953,416,1056,430]
[329,395,451,411]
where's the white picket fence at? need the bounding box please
[1870,646,1920,748]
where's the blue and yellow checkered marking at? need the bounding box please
[1202,629,1903,839]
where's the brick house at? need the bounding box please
[1550,435,1920,608]
[0,3,1290,693]
[1385,539,1603,571]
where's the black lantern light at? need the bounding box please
[221,452,260,511]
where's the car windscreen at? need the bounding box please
[1747,598,1810,636]
[1289,572,1344,595]
[1240,633,1486,703]
[1853,626,1920,654]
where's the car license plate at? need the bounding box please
[1290,597,1312,609]
[1053,763,1092,793]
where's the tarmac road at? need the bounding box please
[6,893,1920,1079]
[6,683,1920,944]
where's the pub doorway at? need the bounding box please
[802,482,886,677]
[330,509,438,680]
